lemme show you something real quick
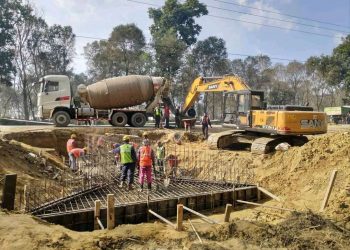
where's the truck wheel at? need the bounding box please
[111,112,128,127]
[130,113,147,127]
[53,111,70,127]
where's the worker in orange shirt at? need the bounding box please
[66,134,78,170]
[137,139,155,191]
[70,147,88,172]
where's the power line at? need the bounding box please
[126,0,344,39]
[74,36,305,63]
[211,0,350,29]
[207,4,349,34]
[208,14,340,38]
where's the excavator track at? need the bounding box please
[208,130,309,154]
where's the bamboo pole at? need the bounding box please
[183,205,218,224]
[148,209,176,228]
[320,170,338,212]
[236,200,296,212]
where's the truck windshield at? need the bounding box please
[43,80,59,92]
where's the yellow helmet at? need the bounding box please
[71,134,77,139]
[83,147,88,152]
[142,132,149,138]
[123,135,130,142]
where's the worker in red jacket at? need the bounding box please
[70,147,87,172]
[137,139,155,191]
[66,134,77,170]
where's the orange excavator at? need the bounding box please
[182,75,327,154]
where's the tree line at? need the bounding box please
[1,0,350,120]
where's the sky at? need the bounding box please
[33,0,350,74]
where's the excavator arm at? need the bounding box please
[182,75,251,114]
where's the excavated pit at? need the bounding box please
[2,128,259,231]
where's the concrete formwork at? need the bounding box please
[31,178,257,231]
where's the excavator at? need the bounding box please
[182,75,327,154]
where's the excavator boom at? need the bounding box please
[182,75,250,114]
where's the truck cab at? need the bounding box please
[37,75,71,120]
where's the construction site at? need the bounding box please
[1,0,350,249]
[0,122,349,249]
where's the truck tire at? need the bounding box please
[111,112,128,127]
[53,111,70,127]
[130,113,147,127]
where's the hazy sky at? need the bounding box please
[33,0,350,74]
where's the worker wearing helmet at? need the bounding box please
[66,134,78,170]
[137,139,156,191]
[156,141,165,175]
[116,135,137,190]
[154,105,163,128]
[70,147,88,173]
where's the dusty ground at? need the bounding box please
[0,124,350,249]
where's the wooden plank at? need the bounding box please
[148,209,176,229]
[1,174,17,210]
[257,186,281,202]
[236,200,296,212]
[176,204,183,231]
[183,205,218,224]
[224,204,232,222]
[94,200,101,230]
[320,170,338,212]
[107,194,115,230]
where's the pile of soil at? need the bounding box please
[254,132,350,227]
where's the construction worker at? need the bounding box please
[201,112,212,139]
[109,143,121,165]
[70,147,88,172]
[163,105,170,128]
[117,135,137,190]
[156,141,165,175]
[137,139,155,191]
[154,105,162,128]
[66,134,78,170]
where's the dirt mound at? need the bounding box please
[255,132,350,226]
[206,211,350,249]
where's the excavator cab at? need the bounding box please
[223,90,264,128]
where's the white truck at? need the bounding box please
[36,75,169,127]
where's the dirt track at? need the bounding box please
[1,124,350,249]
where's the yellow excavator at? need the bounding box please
[182,75,327,154]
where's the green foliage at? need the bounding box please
[190,36,228,76]
[0,0,16,85]
[84,24,148,80]
[153,29,187,78]
[149,0,208,46]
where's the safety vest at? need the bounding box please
[155,107,161,116]
[139,146,153,167]
[156,146,165,160]
[71,148,84,158]
[120,143,133,164]
[66,139,76,153]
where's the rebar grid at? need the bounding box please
[32,175,252,217]
[25,132,255,213]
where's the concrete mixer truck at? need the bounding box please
[36,75,170,127]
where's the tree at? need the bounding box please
[188,36,229,117]
[285,61,306,105]
[0,0,16,86]
[109,24,146,75]
[84,24,147,80]
[152,29,187,78]
[149,0,208,46]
